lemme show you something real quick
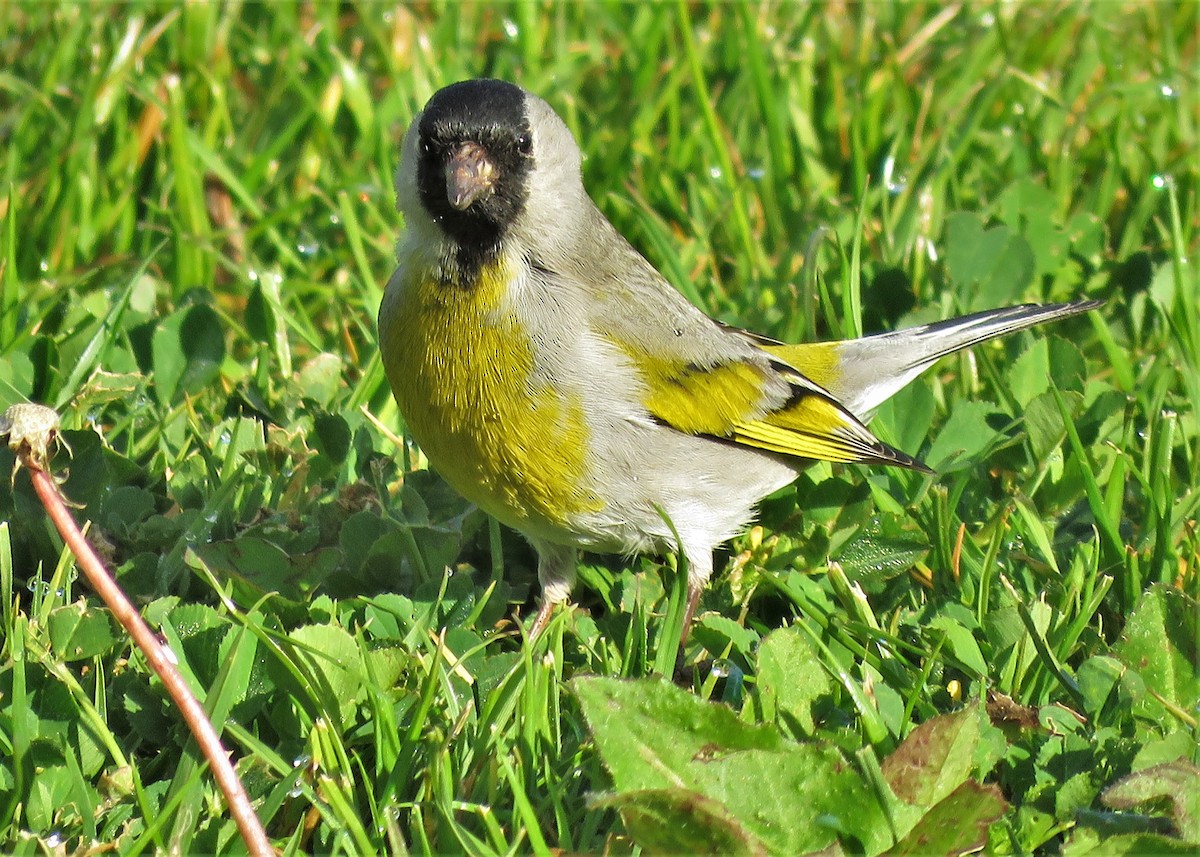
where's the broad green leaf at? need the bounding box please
[1010,339,1054,409]
[150,303,225,405]
[692,614,758,660]
[0,352,35,406]
[593,789,768,856]
[296,353,344,409]
[312,413,352,464]
[205,623,260,727]
[474,650,521,698]
[884,781,1007,856]
[865,662,907,739]
[882,704,981,808]
[835,513,931,590]
[994,180,1101,286]
[364,642,408,691]
[290,623,363,722]
[1062,831,1198,856]
[1115,585,1200,725]
[1023,389,1078,467]
[872,380,936,460]
[1076,656,1127,718]
[995,180,1060,278]
[244,281,278,342]
[23,760,74,833]
[924,401,1002,473]
[194,538,338,602]
[359,593,418,639]
[47,604,120,662]
[942,212,1036,308]
[166,602,229,689]
[1102,761,1200,842]
[100,485,157,535]
[1046,338,1088,394]
[573,676,893,855]
[1056,770,1101,820]
[1132,731,1196,772]
[927,609,988,679]
[753,627,831,735]
[339,511,395,574]
[984,604,1027,654]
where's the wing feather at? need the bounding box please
[633,349,930,472]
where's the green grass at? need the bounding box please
[1,2,1197,854]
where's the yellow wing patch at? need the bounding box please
[731,390,927,470]
[621,340,928,471]
[641,358,769,436]
[762,341,842,391]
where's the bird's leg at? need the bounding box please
[680,582,704,645]
[527,540,578,639]
[529,598,557,639]
[672,552,713,684]
[677,548,713,650]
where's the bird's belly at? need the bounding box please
[572,420,801,555]
[381,272,602,538]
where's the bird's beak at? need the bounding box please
[445,141,496,211]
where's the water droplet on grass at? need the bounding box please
[503,18,519,39]
[1159,82,1177,99]
[711,658,742,682]
[881,154,908,194]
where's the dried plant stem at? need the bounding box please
[25,455,274,856]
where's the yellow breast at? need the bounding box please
[380,256,601,533]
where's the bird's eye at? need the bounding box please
[516,132,533,155]
[420,138,435,156]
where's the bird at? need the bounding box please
[377,78,1099,644]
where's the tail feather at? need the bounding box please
[775,300,1101,420]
